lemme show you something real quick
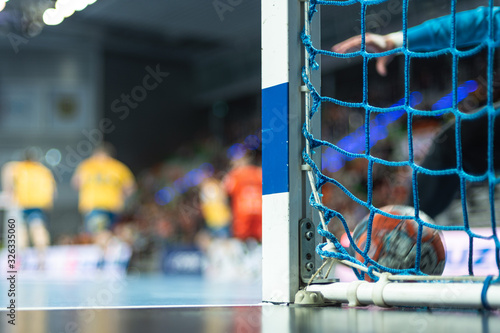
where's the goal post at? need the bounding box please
[262,0,500,310]
[261,0,321,304]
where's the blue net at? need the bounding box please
[301,0,500,282]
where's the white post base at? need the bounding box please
[307,280,500,309]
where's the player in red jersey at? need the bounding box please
[223,152,262,242]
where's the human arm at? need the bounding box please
[404,6,500,51]
[1,162,17,206]
[1,162,16,194]
[120,165,136,199]
[71,166,82,189]
[331,32,398,76]
[332,6,500,75]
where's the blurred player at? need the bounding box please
[199,177,232,238]
[72,142,135,265]
[223,151,262,242]
[332,6,500,275]
[2,147,56,269]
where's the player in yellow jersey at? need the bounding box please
[2,147,56,269]
[199,177,232,238]
[72,143,135,250]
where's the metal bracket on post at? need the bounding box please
[299,217,339,285]
[299,218,316,283]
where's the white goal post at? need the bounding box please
[261,0,321,304]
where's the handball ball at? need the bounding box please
[351,205,446,276]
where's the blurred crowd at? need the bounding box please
[1,109,263,275]
[117,136,263,273]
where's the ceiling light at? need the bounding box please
[73,0,88,11]
[43,8,64,26]
[55,0,75,18]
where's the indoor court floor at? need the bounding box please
[2,273,500,333]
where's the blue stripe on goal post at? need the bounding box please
[262,82,289,196]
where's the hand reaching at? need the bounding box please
[331,33,398,76]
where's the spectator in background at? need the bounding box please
[2,147,56,269]
[71,142,136,264]
[223,151,262,242]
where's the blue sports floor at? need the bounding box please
[7,274,262,309]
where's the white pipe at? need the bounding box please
[306,280,500,309]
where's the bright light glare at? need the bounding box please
[55,0,75,18]
[0,2,6,12]
[43,0,98,26]
[45,149,62,166]
[73,0,88,11]
[43,8,64,25]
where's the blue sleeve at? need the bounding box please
[407,6,500,51]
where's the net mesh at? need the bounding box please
[301,0,500,283]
